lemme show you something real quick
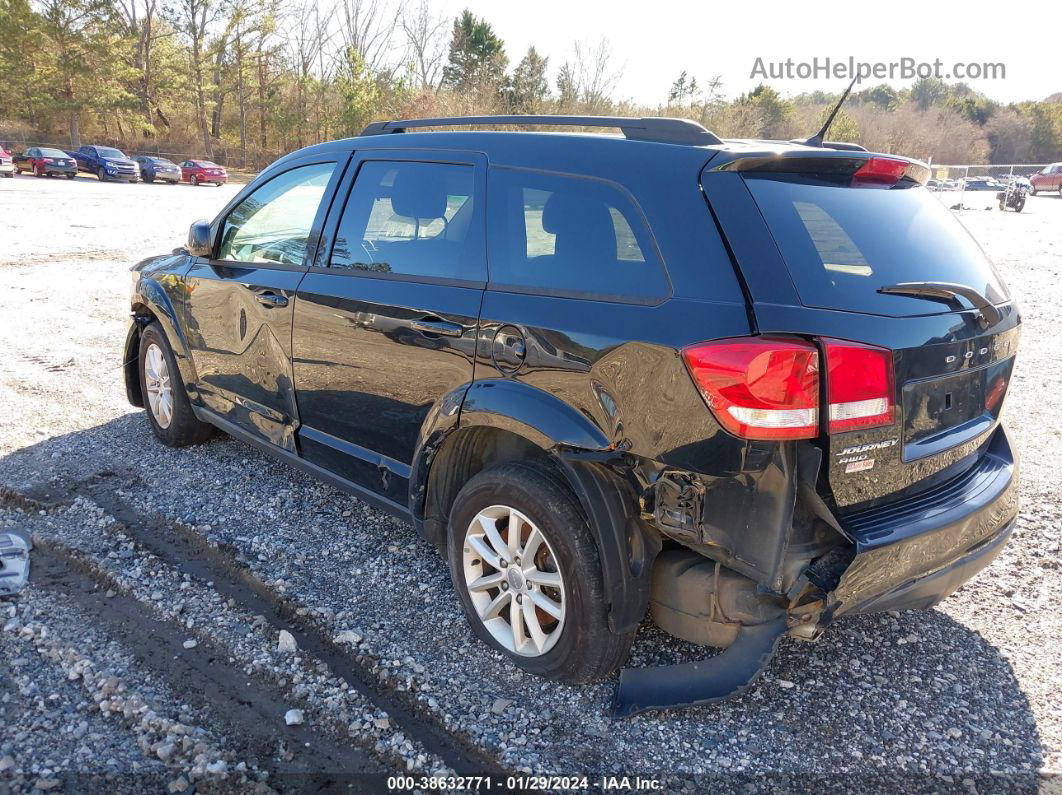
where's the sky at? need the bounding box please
[431,0,1060,105]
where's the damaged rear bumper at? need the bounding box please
[829,426,1018,618]
[615,427,1017,715]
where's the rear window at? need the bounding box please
[745,175,1009,316]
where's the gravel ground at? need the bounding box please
[0,172,1060,791]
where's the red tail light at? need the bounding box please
[823,339,895,433]
[683,336,896,440]
[852,157,908,187]
[682,338,820,440]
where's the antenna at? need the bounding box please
[802,75,859,148]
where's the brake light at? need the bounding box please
[43,158,54,163]
[852,157,908,187]
[682,338,820,440]
[823,339,895,432]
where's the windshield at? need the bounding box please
[40,148,68,158]
[98,147,126,159]
[744,174,1010,317]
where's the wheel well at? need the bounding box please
[125,304,159,407]
[422,426,554,548]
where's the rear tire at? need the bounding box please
[447,461,634,684]
[138,323,214,447]
[65,173,75,180]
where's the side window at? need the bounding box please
[217,162,335,266]
[330,160,480,280]
[486,168,667,300]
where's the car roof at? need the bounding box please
[261,122,922,184]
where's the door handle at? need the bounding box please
[410,318,463,337]
[255,292,288,308]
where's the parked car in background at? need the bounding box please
[125,115,1021,716]
[135,156,181,184]
[0,145,13,178]
[1029,163,1062,195]
[180,159,227,186]
[14,147,77,179]
[962,176,1001,191]
[72,145,139,182]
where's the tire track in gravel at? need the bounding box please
[29,541,394,792]
[15,470,507,780]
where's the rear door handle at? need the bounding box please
[255,292,288,308]
[410,318,463,337]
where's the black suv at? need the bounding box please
[124,116,1020,716]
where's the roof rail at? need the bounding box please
[359,115,723,146]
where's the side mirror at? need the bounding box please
[187,220,212,257]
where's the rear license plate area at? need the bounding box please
[902,358,1014,461]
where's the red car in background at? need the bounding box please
[1029,163,1062,196]
[180,159,227,186]
[13,147,78,179]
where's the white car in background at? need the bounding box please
[0,145,14,178]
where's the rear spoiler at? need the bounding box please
[709,150,931,186]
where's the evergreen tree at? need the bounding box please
[505,46,548,113]
[441,10,506,92]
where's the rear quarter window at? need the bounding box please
[486,168,668,302]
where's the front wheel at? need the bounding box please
[190,174,199,186]
[138,323,214,447]
[97,167,107,182]
[447,461,634,683]
[1030,186,1038,196]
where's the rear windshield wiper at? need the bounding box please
[877,281,1002,327]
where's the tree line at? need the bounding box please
[1,0,1059,168]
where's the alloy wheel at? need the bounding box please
[461,504,566,657]
[143,343,174,429]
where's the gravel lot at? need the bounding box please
[1,172,1060,792]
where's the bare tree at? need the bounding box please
[114,0,170,134]
[285,0,334,148]
[572,38,621,111]
[336,0,400,79]
[401,0,447,90]
[172,0,220,159]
